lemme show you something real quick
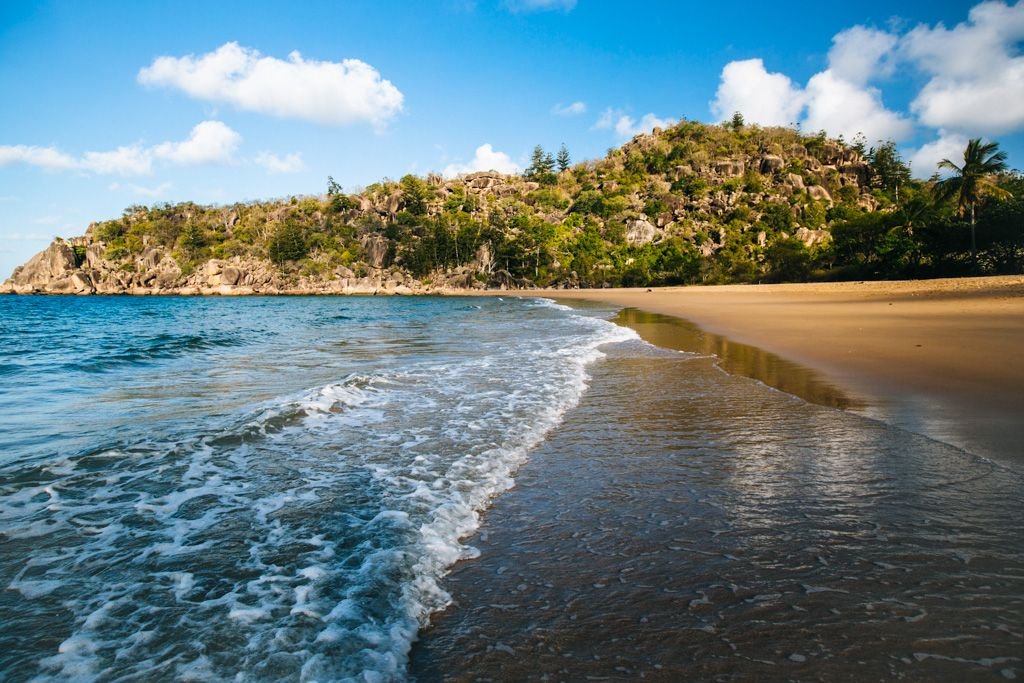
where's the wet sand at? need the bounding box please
[411,327,1024,681]
[522,276,1024,464]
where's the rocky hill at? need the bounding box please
[4,120,894,295]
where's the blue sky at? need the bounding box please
[2,0,1022,277]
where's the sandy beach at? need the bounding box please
[412,287,1024,680]
[512,276,1024,464]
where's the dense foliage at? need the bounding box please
[85,121,1021,288]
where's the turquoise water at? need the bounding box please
[0,295,633,681]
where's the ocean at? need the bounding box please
[0,296,1021,682]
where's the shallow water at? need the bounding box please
[2,295,1021,682]
[0,295,632,681]
[411,326,1024,681]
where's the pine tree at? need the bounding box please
[556,144,570,172]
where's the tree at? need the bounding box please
[935,138,1013,258]
[327,176,343,197]
[180,222,205,257]
[526,145,556,184]
[867,141,911,201]
[400,174,431,216]
[729,111,744,131]
[326,176,355,213]
[556,143,570,172]
[268,220,308,264]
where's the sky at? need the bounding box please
[2,0,1022,278]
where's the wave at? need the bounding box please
[64,331,243,373]
[0,298,637,680]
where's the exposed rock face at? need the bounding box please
[625,218,657,246]
[1,238,528,295]
[807,185,833,205]
[713,158,745,178]
[361,235,390,269]
[760,155,785,174]
[3,240,82,294]
[795,227,830,248]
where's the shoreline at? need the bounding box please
[410,301,1024,681]
[510,276,1024,465]
[6,276,1022,462]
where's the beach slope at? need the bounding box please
[522,276,1024,463]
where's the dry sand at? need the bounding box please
[514,276,1024,463]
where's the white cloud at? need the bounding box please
[904,1,1024,134]
[81,145,153,175]
[0,145,79,171]
[153,120,240,165]
[712,3,1024,143]
[442,143,520,178]
[255,151,306,173]
[595,108,674,139]
[710,28,909,142]
[0,122,239,176]
[552,101,587,116]
[138,42,404,129]
[108,181,174,198]
[32,215,61,226]
[617,113,674,138]
[908,131,970,178]
[828,26,898,85]
[710,59,805,127]
[803,70,912,142]
[504,0,576,12]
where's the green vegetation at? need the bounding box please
[935,138,1012,258]
[81,121,1021,289]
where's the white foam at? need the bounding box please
[3,298,639,682]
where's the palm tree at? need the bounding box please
[935,138,1012,258]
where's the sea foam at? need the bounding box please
[0,296,635,681]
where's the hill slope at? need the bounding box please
[4,119,997,295]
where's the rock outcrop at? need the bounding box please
[2,244,523,296]
[3,118,884,294]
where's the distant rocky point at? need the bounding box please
[4,120,890,295]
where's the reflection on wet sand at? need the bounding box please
[613,307,865,411]
[411,339,1024,682]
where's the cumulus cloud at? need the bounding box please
[0,121,239,176]
[711,2,1024,147]
[503,0,576,12]
[442,143,520,178]
[711,36,909,141]
[153,121,240,165]
[710,59,805,127]
[255,151,306,173]
[81,145,154,175]
[711,27,910,142]
[904,1,1024,134]
[802,70,912,142]
[595,108,674,139]
[0,145,78,172]
[138,42,404,129]
[0,143,153,175]
[552,101,587,116]
[908,131,971,178]
[828,26,898,85]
